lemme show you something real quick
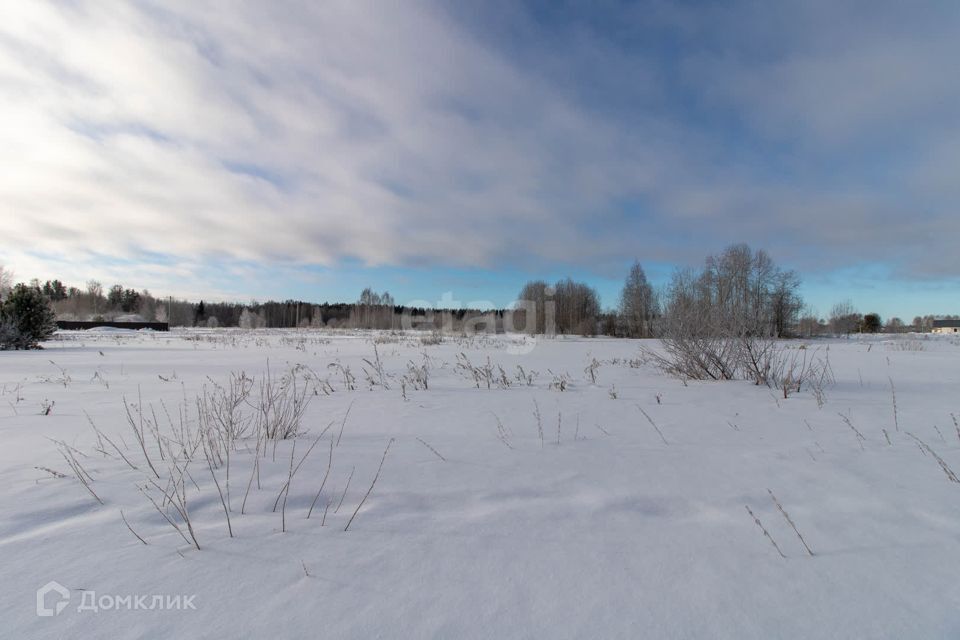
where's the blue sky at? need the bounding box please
[1,1,958,320]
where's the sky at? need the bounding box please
[1,0,958,320]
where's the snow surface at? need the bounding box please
[2,329,960,638]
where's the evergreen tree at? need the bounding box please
[107,284,125,309]
[120,288,141,313]
[0,283,57,349]
[42,279,68,301]
[861,313,882,333]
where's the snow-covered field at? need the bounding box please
[2,329,960,638]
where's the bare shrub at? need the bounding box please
[361,344,389,390]
[328,361,356,391]
[404,359,430,391]
[646,244,807,384]
[515,365,537,386]
[767,345,833,400]
[256,366,311,440]
[548,370,571,391]
[203,371,254,442]
[419,331,443,346]
[455,353,509,390]
[584,357,601,384]
[887,338,925,352]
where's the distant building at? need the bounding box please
[56,320,169,332]
[932,319,960,334]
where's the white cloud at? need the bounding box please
[0,2,651,271]
[1,0,959,292]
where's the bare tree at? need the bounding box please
[516,280,551,335]
[553,278,600,335]
[86,280,103,317]
[769,269,802,338]
[829,300,860,335]
[885,317,905,333]
[797,309,825,337]
[351,288,396,329]
[619,261,657,337]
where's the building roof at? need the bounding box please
[932,319,960,328]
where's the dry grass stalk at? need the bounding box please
[282,440,297,532]
[202,437,233,538]
[838,412,866,450]
[492,413,513,449]
[336,401,354,447]
[307,439,335,519]
[906,432,960,483]
[637,406,669,445]
[35,466,68,479]
[533,399,543,449]
[888,377,899,432]
[144,467,201,551]
[124,388,160,479]
[416,437,446,461]
[272,422,334,512]
[745,504,786,559]
[55,440,103,505]
[241,427,264,515]
[344,438,395,532]
[121,510,148,545]
[321,494,334,526]
[767,489,814,556]
[334,466,355,514]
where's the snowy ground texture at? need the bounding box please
[2,329,960,639]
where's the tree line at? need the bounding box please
[516,243,802,338]
[1,249,950,338]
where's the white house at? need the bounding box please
[932,319,960,334]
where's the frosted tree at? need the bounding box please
[0,264,13,298]
[239,308,256,329]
